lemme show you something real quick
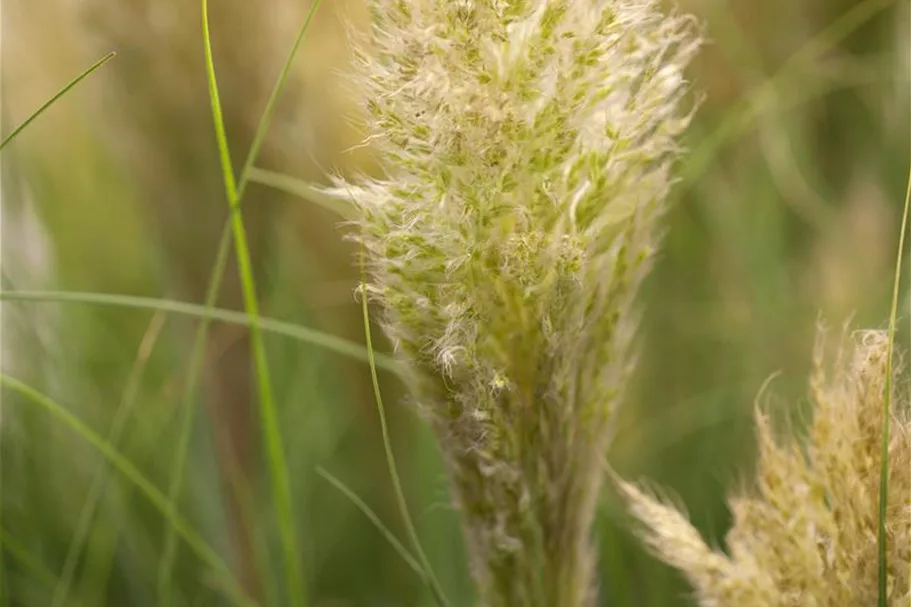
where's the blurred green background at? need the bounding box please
[1,0,908,605]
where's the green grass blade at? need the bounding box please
[236,0,323,201]
[0,375,257,607]
[247,168,352,218]
[157,228,243,607]
[1,56,118,594]
[195,0,327,383]
[200,2,304,605]
[155,8,323,601]
[1,527,58,594]
[315,467,424,578]
[0,290,399,373]
[156,291,219,603]
[878,133,911,607]
[0,52,115,150]
[358,247,451,607]
[52,313,166,607]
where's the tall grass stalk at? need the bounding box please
[159,2,324,603]
[878,135,911,606]
[358,245,450,607]
[619,324,911,605]
[199,0,308,604]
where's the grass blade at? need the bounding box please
[0,52,115,150]
[157,228,249,606]
[237,1,324,200]
[2,529,57,589]
[1,527,58,594]
[315,467,424,578]
[156,283,222,603]
[878,128,911,607]
[194,0,328,360]
[358,246,451,607]
[0,290,399,373]
[52,313,166,607]
[247,168,351,218]
[200,2,304,605]
[0,376,257,607]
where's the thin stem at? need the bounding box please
[0,52,115,150]
[200,2,304,605]
[237,0,324,201]
[358,244,451,607]
[878,125,911,607]
[247,167,352,218]
[157,224,233,607]
[315,466,424,577]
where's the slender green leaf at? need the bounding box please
[0,376,257,607]
[315,467,424,578]
[0,290,398,373]
[52,313,166,607]
[1,527,58,594]
[878,134,910,607]
[0,52,115,150]
[247,168,352,218]
[161,7,323,604]
[200,1,305,604]
[358,244,451,607]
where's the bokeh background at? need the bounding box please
[1,0,908,605]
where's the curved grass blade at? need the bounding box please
[200,1,305,604]
[358,245,451,607]
[161,6,322,604]
[0,375,258,607]
[878,134,911,607]
[52,312,166,607]
[247,168,352,219]
[1,527,58,595]
[0,290,399,373]
[0,52,115,150]
[315,467,424,577]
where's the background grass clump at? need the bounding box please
[1,0,909,606]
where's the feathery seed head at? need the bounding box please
[619,328,911,606]
[334,2,701,604]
